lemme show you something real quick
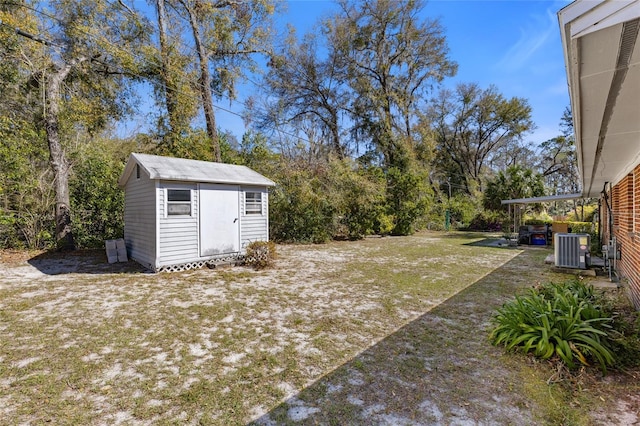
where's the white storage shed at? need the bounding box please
[118,153,276,272]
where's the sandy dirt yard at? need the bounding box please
[0,232,638,425]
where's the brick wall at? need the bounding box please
[602,164,640,309]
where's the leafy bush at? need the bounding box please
[490,280,615,373]
[524,217,551,226]
[603,294,640,368]
[269,168,336,244]
[69,139,131,248]
[447,194,481,229]
[329,160,386,239]
[244,240,277,269]
[467,210,509,231]
[375,212,395,236]
[566,204,597,223]
[0,120,54,249]
[269,159,388,243]
[385,167,432,236]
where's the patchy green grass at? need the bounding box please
[0,232,637,425]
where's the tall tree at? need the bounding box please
[175,0,275,162]
[0,4,53,248]
[153,0,198,149]
[429,83,534,194]
[257,31,349,158]
[329,0,456,169]
[538,107,579,194]
[2,0,149,249]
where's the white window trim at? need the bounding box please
[245,191,263,215]
[166,188,193,217]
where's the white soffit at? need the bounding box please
[568,1,639,38]
[559,0,640,197]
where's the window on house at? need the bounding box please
[245,192,262,215]
[136,164,140,179]
[167,189,191,216]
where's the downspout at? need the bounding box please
[597,198,602,249]
[609,181,618,282]
[602,182,612,242]
[601,181,619,283]
[601,182,611,279]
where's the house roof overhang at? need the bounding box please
[558,0,640,198]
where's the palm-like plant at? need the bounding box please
[490,280,614,372]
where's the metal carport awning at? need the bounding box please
[501,193,585,235]
[500,193,584,205]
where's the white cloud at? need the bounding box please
[496,8,557,72]
[545,79,570,96]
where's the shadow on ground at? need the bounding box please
[438,231,500,240]
[252,249,556,425]
[27,249,148,275]
[464,238,509,248]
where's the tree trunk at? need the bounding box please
[329,112,343,159]
[182,1,221,162]
[156,0,181,146]
[44,63,77,250]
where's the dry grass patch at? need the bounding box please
[1,232,637,425]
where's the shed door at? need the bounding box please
[199,184,240,256]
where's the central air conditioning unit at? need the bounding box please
[554,233,591,269]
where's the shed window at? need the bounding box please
[245,192,262,215]
[167,189,191,216]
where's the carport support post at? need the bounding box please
[508,204,513,233]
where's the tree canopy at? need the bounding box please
[0,0,580,249]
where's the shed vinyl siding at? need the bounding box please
[240,187,269,250]
[123,167,157,270]
[158,181,199,266]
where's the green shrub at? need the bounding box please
[375,212,395,236]
[552,221,594,234]
[268,158,389,243]
[385,167,431,236]
[467,210,509,231]
[490,280,615,373]
[523,218,550,226]
[447,194,481,228]
[244,240,277,269]
[566,204,597,223]
[269,169,335,244]
[329,160,386,239]
[69,141,129,248]
[604,295,640,368]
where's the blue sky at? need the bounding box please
[424,0,572,145]
[126,0,572,149]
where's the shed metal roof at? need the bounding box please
[118,153,276,187]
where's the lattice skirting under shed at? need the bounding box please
[156,254,243,273]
